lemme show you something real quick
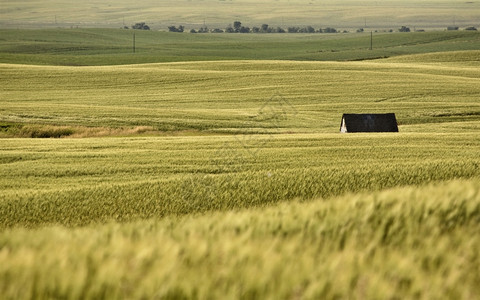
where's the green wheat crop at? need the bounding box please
[1,30,480,299]
[1,179,480,299]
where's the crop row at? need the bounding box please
[1,133,479,228]
[1,178,479,299]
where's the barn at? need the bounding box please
[340,113,398,133]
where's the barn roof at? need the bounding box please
[340,113,398,133]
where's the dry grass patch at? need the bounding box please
[0,123,211,138]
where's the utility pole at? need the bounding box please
[370,31,373,50]
[133,32,136,53]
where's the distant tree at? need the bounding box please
[252,26,260,33]
[465,26,477,31]
[190,29,197,33]
[357,28,364,33]
[225,24,234,33]
[132,22,150,30]
[447,26,459,31]
[168,25,184,32]
[233,21,242,32]
[399,26,410,32]
[239,26,250,33]
[276,27,286,33]
[261,24,269,32]
[288,27,299,33]
[306,26,315,33]
[323,27,337,33]
[198,26,208,33]
[211,28,224,33]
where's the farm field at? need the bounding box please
[1,132,480,228]
[1,178,480,299]
[1,29,480,65]
[1,27,480,298]
[2,0,480,30]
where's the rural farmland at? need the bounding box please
[1,1,480,299]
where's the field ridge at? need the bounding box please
[1,178,480,299]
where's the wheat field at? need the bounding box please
[1,25,480,299]
[2,0,479,30]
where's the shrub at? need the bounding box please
[132,22,150,30]
[168,25,184,32]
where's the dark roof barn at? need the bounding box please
[340,113,399,133]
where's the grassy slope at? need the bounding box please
[1,51,480,134]
[1,33,480,298]
[0,51,479,229]
[0,29,479,65]
[2,0,479,30]
[1,50,479,227]
[1,178,480,299]
[1,132,479,228]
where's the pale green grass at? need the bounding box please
[1,51,480,299]
[1,52,480,133]
[1,0,479,30]
[1,52,479,228]
[1,178,480,299]
[1,132,479,228]
[1,29,479,65]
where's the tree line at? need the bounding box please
[170,21,341,34]
[129,21,477,34]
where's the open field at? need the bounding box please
[0,29,480,65]
[1,26,480,299]
[1,179,480,299]
[1,0,480,30]
[1,49,480,134]
[1,132,480,228]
